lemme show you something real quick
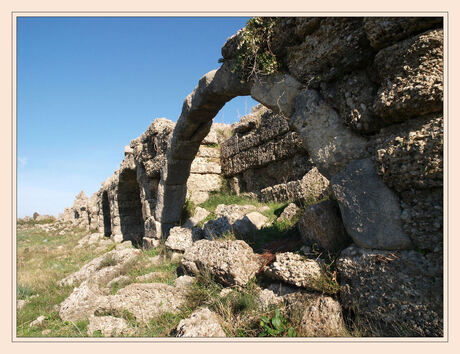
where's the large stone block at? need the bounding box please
[290,89,367,178]
[298,200,350,252]
[363,17,442,50]
[337,245,443,336]
[181,240,261,287]
[373,29,443,122]
[286,17,374,84]
[331,159,412,250]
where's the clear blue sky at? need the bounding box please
[17,17,258,218]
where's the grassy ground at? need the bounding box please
[16,187,354,338]
[16,222,103,337]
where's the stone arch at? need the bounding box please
[154,61,305,235]
[118,167,145,244]
[102,190,112,237]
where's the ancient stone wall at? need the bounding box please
[59,17,444,336]
[221,104,328,203]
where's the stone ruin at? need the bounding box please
[58,17,444,336]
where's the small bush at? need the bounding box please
[231,17,280,82]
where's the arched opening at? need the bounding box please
[118,168,145,244]
[102,190,112,237]
[74,210,80,219]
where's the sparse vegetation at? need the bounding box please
[228,17,280,82]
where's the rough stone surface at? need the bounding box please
[297,200,350,252]
[364,17,443,50]
[250,73,302,117]
[174,275,195,289]
[165,227,194,252]
[183,206,210,228]
[263,252,328,293]
[232,212,268,237]
[260,167,329,204]
[87,315,133,337]
[181,240,261,287]
[373,29,443,122]
[337,244,443,336]
[277,203,299,222]
[284,293,347,337]
[257,289,283,310]
[331,159,412,250]
[101,283,187,324]
[320,70,380,133]
[58,248,141,287]
[176,308,226,337]
[286,17,374,84]
[59,281,106,322]
[29,315,46,328]
[290,89,367,178]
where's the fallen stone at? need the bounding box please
[284,292,347,337]
[214,204,257,223]
[176,308,226,337]
[183,207,210,228]
[202,217,232,240]
[29,315,46,328]
[174,275,195,289]
[102,283,187,324]
[107,275,131,289]
[59,281,106,322]
[257,289,283,310]
[165,227,194,252]
[58,248,141,287]
[331,159,412,250]
[143,237,160,249]
[277,203,299,222]
[88,315,134,337]
[264,252,331,293]
[297,200,350,252]
[181,240,261,287]
[232,211,268,237]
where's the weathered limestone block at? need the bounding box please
[58,248,141,287]
[286,17,374,84]
[337,244,443,336]
[373,29,443,122]
[290,89,368,178]
[190,157,221,174]
[298,200,351,252]
[331,159,412,250]
[102,283,187,324]
[263,252,331,293]
[363,17,443,50]
[222,131,305,177]
[260,167,329,204]
[232,211,268,237]
[87,315,134,337]
[176,308,226,337]
[320,70,380,133]
[284,293,347,337]
[295,17,322,38]
[181,240,261,287]
[277,203,299,222]
[221,106,290,159]
[250,73,303,117]
[165,226,195,252]
[372,115,443,193]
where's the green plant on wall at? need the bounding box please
[228,17,280,82]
